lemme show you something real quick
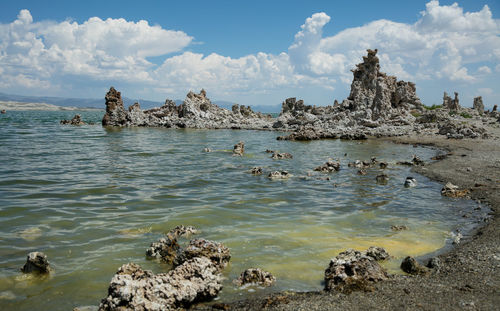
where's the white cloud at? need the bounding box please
[478,87,493,95]
[0,2,498,106]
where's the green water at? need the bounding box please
[0,111,481,309]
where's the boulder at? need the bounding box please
[21,252,50,274]
[233,268,276,287]
[324,248,389,293]
[174,239,231,271]
[98,258,222,311]
[400,256,428,275]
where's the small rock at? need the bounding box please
[21,252,50,274]
[357,169,367,175]
[265,149,274,153]
[251,167,263,175]
[233,268,276,287]
[391,225,409,231]
[441,182,470,198]
[412,155,424,166]
[271,152,293,159]
[268,171,292,179]
[376,174,389,184]
[203,147,211,152]
[404,177,417,188]
[426,257,442,271]
[315,159,340,172]
[379,162,388,169]
[60,114,86,125]
[400,256,428,275]
[233,141,244,156]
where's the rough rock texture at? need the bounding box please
[271,152,293,159]
[324,248,389,293]
[146,236,180,263]
[102,87,127,126]
[268,171,292,179]
[21,252,50,274]
[250,167,263,175]
[174,239,231,271]
[234,268,276,287]
[102,88,272,129]
[473,96,484,114]
[443,92,460,111]
[400,256,429,275]
[438,121,487,139]
[314,159,340,172]
[404,177,417,188]
[391,225,409,231]
[233,141,244,156]
[99,258,222,311]
[60,114,86,125]
[441,182,470,198]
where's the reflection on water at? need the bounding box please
[0,111,482,309]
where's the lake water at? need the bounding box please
[0,110,481,310]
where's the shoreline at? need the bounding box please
[195,129,500,310]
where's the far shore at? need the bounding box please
[0,101,102,111]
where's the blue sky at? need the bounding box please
[0,0,499,108]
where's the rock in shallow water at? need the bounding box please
[98,258,223,311]
[233,268,276,287]
[324,247,389,293]
[233,141,244,156]
[60,114,86,125]
[404,177,417,188]
[174,239,231,271]
[268,171,292,179]
[21,252,50,274]
[314,159,340,172]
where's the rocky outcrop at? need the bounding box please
[438,121,487,139]
[174,239,231,271]
[102,87,127,126]
[146,226,199,263]
[60,114,86,125]
[233,268,276,287]
[473,96,484,114]
[443,92,460,111]
[21,252,50,274]
[324,247,389,293]
[102,88,272,129]
[99,258,222,311]
[250,167,263,175]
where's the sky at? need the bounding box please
[0,0,499,109]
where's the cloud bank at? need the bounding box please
[0,1,499,107]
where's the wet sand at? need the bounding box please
[198,126,500,310]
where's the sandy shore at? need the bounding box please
[197,126,500,310]
[0,101,101,111]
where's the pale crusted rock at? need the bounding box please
[473,96,484,114]
[268,171,292,179]
[98,258,222,311]
[438,121,487,139]
[441,182,470,198]
[21,252,50,274]
[443,92,460,110]
[233,268,276,287]
[60,114,86,125]
[404,177,417,188]
[271,152,293,159]
[146,236,180,263]
[324,248,389,293]
[233,141,244,156]
[250,167,263,175]
[314,159,340,172]
[174,239,231,270]
[203,147,211,152]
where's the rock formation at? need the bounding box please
[268,171,292,179]
[443,92,461,111]
[174,239,231,271]
[102,88,272,129]
[314,159,340,172]
[99,258,222,311]
[146,236,180,263]
[473,96,484,114]
[404,177,417,188]
[60,114,86,125]
[438,121,487,139]
[21,252,50,274]
[233,268,276,287]
[271,152,293,159]
[233,141,244,156]
[250,167,263,175]
[324,247,389,293]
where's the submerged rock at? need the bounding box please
[250,167,263,175]
[233,268,276,287]
[391,225,409,231]
[441,182,470,198]
[324,247,389,293]
[268,171,292,179]
[404,177,417,188]
[412,155,424,166]
[174,239,231,270]
[379,162,388,169]
[98,258,222,311]
[271,152,293,159]
[21,252,50,274]
[376,174,389,184]
[314,159,340,172]
[203,147,211,153]
[168,225,199,239]
[233,141,244,156]
[60,114,86,125]
[400,256,429,275]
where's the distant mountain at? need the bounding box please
[0,92,281,113]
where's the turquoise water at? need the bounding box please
[0,110,479,310]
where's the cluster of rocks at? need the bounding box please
[441,182,470,198]
[314,159,340,172]
[438,120,488,139]
[102,88,272,129]
[60,114,86,125]
[233,268,276,287]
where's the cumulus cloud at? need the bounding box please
[0,2,498,106]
